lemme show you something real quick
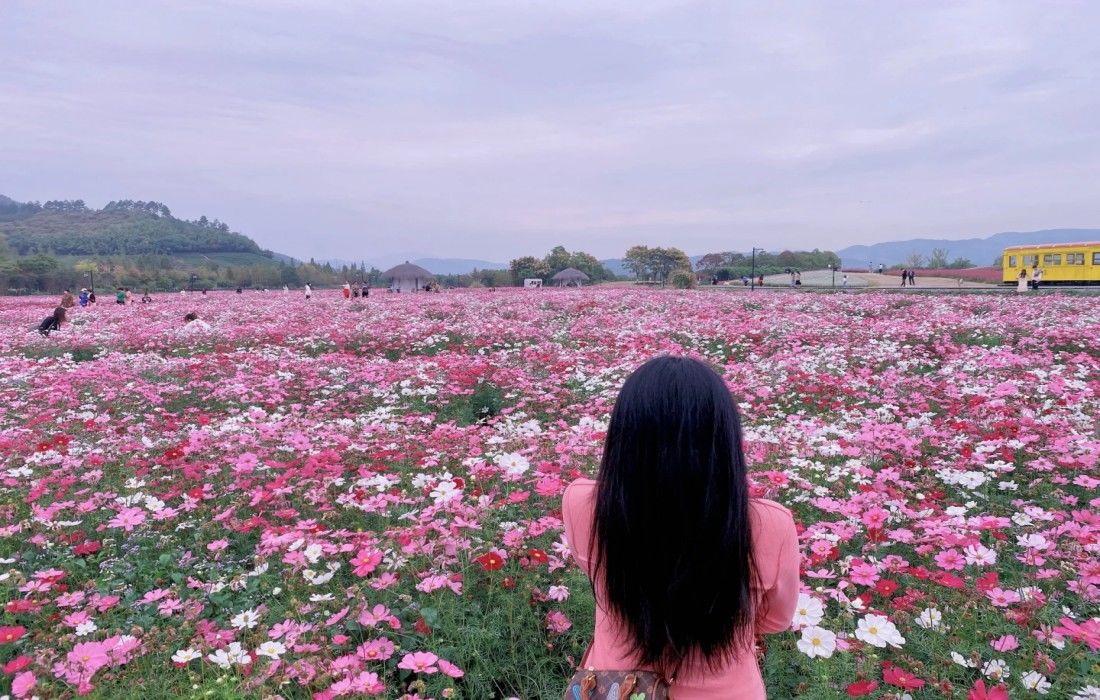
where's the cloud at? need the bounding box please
[1,1,1098,260]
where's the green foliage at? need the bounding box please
[623,245,692,285]
[694,248,841,279]
[670,269,696,289]
[508,246,614,286]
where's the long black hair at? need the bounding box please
[591,356,757,674]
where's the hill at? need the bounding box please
[0,195,350,293]
[0,197,262,257]
[837,228,1100,269]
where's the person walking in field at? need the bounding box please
[342,281,351,299]
[60,289,75,308]
[907,269,915,287]
[37,307,67,336]
[842,274,849,289]
[900,269,908,287]
[304,283,313,300]
[79,288,90,307]
[562,357,800,699]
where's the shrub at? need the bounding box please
[670,270,696,289]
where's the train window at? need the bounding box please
[1023,255,1038,266]
[1043,254,1060,265]
[1094,252,1100,265]
[1067,253,1084,265]
[1008,255,1017,267]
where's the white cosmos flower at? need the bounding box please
[855,614,905,648]
[75,620,98,637]
[790,593,825,628]
[208,648,232,669]
[1021,671,1051,694]
[796,626,836,659]
[256,641,286,659]
[430,480,461,504]
[982,659,1009,681]
[1073,686,1100,699]
[172,648,201,664]
[496,452,530,477]
[951,651,978,668]
[230,608,260,629]
[915,607,947,632]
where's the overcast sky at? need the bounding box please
[2,1,1098,262]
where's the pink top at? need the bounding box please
[562,478,800,699]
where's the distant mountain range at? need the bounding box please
[836,229,1100,268]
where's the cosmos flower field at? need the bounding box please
[0,288,1098,699]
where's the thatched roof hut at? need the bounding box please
[551,267,590,287]
[382,261,435,293]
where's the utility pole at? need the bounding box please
[750,248,765,290]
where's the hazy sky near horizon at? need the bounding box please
[2,1,1099,262]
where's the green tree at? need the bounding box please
[946,257,974,269]
[623,245,652,280]
[928,248,950,268]
[509,256,549,285]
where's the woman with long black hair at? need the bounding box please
[563,356,800,698]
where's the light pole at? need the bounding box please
[83,270,94,292]
[189,274,197,293]
[830,264,836,290]
[750,247,765,290]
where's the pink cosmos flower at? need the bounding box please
[107,507,146,531]
[934,549,966,571]
[12,670,36,698]
[397,651,439,674]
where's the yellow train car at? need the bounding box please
[1002,242,1100,285]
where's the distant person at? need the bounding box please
[236,286,243,294]
[795,271,802,286]
[141,291,152,303]
[60,289,75,308]
[900,269,908,287]
[878,264,885,274]
[201,289,208,296]
[1017,268,1028,292]
[78,288,90,307]
[125,288,134,305]
[182,311,212,331]
[361,284,369,298]
[115,287,126,305]
[304,283,313,300]
[87,290,97,305]
[342,281,351,299]
[1033,267,1043,289]
[842,274,849,289]
[37,307,67,336]
[283,285,289,293]
[757,274,764,287]
[907,269,915,286]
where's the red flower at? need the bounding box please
[875,579,899,597]
[883,663,925,689]
[967,680,1009,700]
[3,655,31,674]
[5,601,38,614]
[0,626,26,644]
[976,571,999,592]
[414,617,432,636]
[74,540,102,556]
[847,680,878,697]
[476,552,504,571]
[527,548,549,565]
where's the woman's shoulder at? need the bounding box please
[749,498,796,537]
